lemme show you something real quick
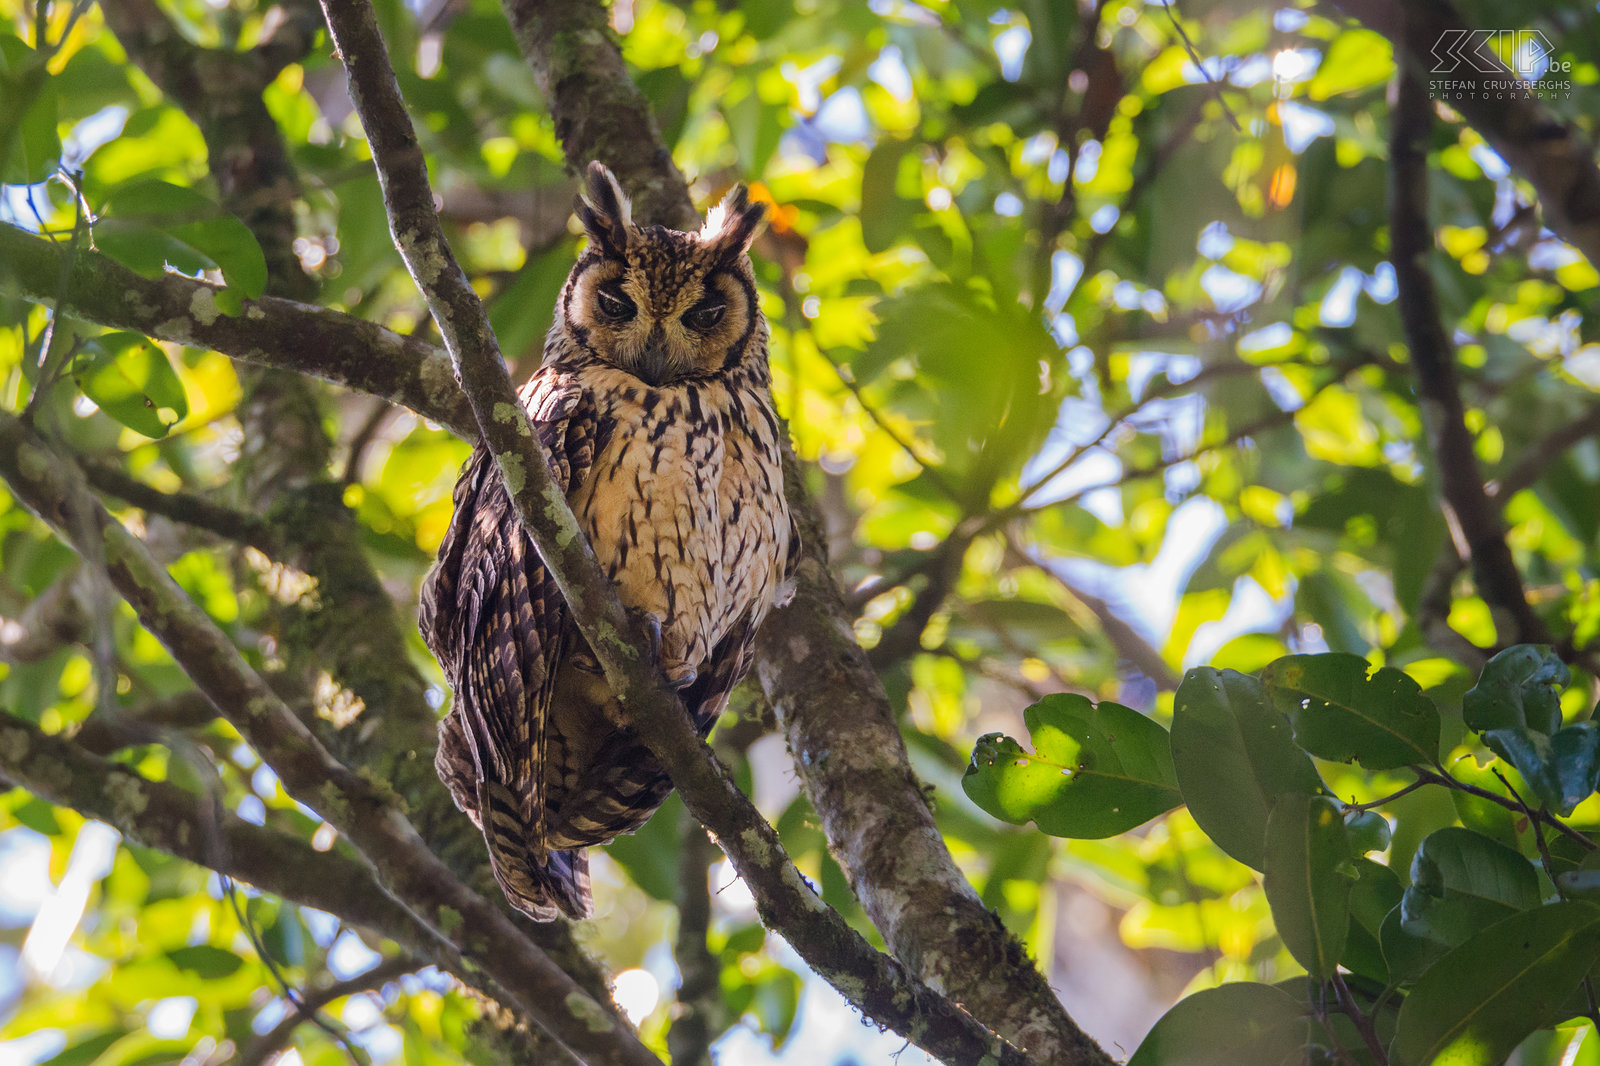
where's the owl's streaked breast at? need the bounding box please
[570,364,789,684]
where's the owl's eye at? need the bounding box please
[596,285,635,322]
[684,300,726,332]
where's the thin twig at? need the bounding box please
[1416,765,1595,852]
[1330,972,1389,1066]
[1157,0,1241,130]
[238,955,416,1066]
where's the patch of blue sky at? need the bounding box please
[1074,138,1101,183]
[1186,576,1294,666]
[994,25,1030,83]
[713,939,938,1066]
[1200,263,1261,313]
[1197,221,1233,259]
[1047,250,1083,313]
[0,829,50,927]
[1278,100,1334,152]
[1318,265,1365,327]
[329,929,383,980]
[1239,322,1293,357]
[868,45,913,101]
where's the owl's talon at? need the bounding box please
[665,667,698,691]
[570,649,602,674]
[625,607,664,661]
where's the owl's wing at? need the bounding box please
[420,373,601,918]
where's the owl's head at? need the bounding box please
[557,162,768,388]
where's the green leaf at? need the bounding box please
[1344,809,1392,855]
[1401,827,1540,949]
[99,179,267,299]
[1127,982,1311,1066]
[1342,858,1402,982]
[1392,902,1600,1066]
[1263,794,1354,978]
[603,793,683,902]
[1262,653,1440,770]
[963,693,1181,838]
[41,1031,122,1066]
[1464,644,1569,735]
[1306,29,1394,101]
[167,945,244,978]
[1170,668,1324,869]
[0,36,60,185]
[1483,722,1600,816]
[859,136,919,255]
[72,332,189,438]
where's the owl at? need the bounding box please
[419,163,795,921]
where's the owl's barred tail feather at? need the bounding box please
[478,780,593,921]
[435,713,593,921]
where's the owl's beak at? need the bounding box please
[633,344,672,387]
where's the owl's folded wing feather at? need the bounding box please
[419,372,600,918]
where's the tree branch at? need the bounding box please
[80,458,282,552]
[316,1,1041,1062]
[0,222,475,436]
[1336,0,1600,270]
[1489,400,1600,501]
[1388,65,1549,646]
[238,955,419,1066]
[0,410,659,1066]
[0,712,427,947]
[667,812,720,1066]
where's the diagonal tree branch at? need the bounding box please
[0,713,426,940]
[315,1,1039,1062]
[0,712,584,1064]
[1388,65,1549,646]
[238,955,420,1066]
[491,2,1110,1059]
[0,410,659,1066]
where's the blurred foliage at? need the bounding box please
[2,0,1600,1061]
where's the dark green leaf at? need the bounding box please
[1401,827,1539,949]
[603,793,683,902]
[1464,644,1570,735]
[963,693,1181,838]
[1170,668,1324,869]
[1342,859,1402,982]
[100,179,266,299]
[1262,653,1440,770]
[1344,809,1392,854]
[1484,722,1600,815]
[167,945,244,979]
[1128,982,1311,1066]
[0,36,60,185]
[859,137,919,254]
[41,1031,122,1066]
[1392,902,1600,1066]
[1263,794,1354,978]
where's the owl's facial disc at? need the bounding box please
[573,249,753,387]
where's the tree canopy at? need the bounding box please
[3,0,1600,1064]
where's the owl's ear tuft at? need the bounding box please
[577,162,635,258]
[701,184,766,262]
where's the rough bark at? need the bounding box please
[316,2,1038,1061]
[0,409,657,1066]
[493,2,1111,1060]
